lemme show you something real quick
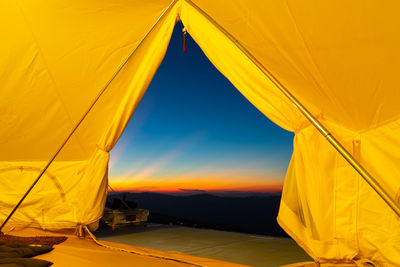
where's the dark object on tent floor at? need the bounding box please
[0,241,54,266]
[0,235,67,247]
[101,208,149,229]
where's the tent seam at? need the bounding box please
[357,114,400,134]
[283,0,351,125]
[14,0,89,157]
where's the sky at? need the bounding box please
[108,22,294,196]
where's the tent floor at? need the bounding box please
[5,224,311,266]
[96,224,312,267]
[5,226,248,267]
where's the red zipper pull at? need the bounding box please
[182,27,187,53]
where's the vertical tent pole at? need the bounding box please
[0,0,178,233]
[183,0,400,217]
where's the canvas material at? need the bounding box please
[179,0,400,265]
[0,0,179,228]
[1,0,400,265]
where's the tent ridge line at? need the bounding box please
[0,0,179,233]
[182,0,400,217]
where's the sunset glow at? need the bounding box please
[109,169,284,194]
[108,23,293,196]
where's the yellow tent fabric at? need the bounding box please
[0,0,179,228]
[1,0,399,266]
[180,1,400,265]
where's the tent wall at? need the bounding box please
[180,0,400,265]
[1,0,400,265]
[0,0,179,228]
[181,0,400,133]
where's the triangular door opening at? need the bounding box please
[104,22,307,267]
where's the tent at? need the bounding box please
[1,0,400,265]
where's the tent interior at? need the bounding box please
[1,0,400,266]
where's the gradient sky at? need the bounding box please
[109,22,294,196]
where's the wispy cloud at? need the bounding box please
[109,97,155,169]
[178,189,208,193]
[109,131,286,195]
[111,132,205,184]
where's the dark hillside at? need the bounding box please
[107,192,287,237]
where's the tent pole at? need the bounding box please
[0,0,178,234]
[183,0,400,217]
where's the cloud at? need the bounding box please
[178,189,208,193]
[110,131,205,185]
[109,99,155,170]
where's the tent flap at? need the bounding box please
[180,0,400,265]
[0,0,179,228]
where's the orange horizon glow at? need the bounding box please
[109,131,286,195]
[108,186,283,194]
[109,171,284,194]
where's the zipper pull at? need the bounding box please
[182,27,187,53]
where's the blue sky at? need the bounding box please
[109,22,294,195]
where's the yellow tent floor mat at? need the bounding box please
[96,224,312,266]
[4,226,247,267]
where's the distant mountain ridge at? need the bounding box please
[106,192,288,237]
